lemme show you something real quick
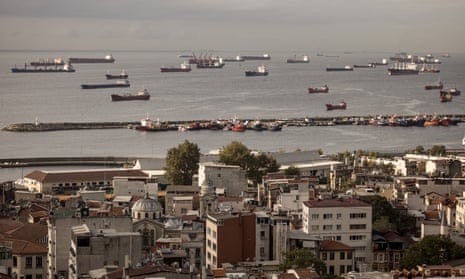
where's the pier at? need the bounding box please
[0,157,135,168]
[2,114,465,132]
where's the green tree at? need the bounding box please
[165,140,200,185]
[400,235,465,269]
[285,165,301,176]
[279,248,326,275]
[219,141,280,185]
[429,145,446,156]
[415,145,425,154]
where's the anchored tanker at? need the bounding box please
[69,54,115,64]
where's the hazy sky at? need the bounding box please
[1,0,464,53]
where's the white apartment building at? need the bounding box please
[302,198,373,271]
[456,194,465,233]
[198,162,247,196]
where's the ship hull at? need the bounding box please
[111,94,150,101]
[160,68,192,72]
[287,59,309,63]
[326,103,346,110]
[69,58,115,63]
[11,68,75,73]
[387,69,419,75]
[106,74,128,79]
[245,71,268,77]
[326,68,353,71]
[81,84,130,89]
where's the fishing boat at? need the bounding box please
[440,87,461,96]
[81,79,130,89]
[326,101,347,110]
[424,80,443,90]
[106,70,128,79]
[111,88,150,101]
[245,65,268,76]
[135,117,173,132]
[308,85,329,93]
[267,122,282,131]
[160,62,192,72]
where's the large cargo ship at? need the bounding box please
[69,54,115,64]
[241,54,271,60]
[81,80,129,89]
[287,55,309,63]
[245,65,268,76]
[111,88,150,101]
[387,63,419,75]
[326,65,353,71]
[11,63,75,73]
[161,62,192,72]
[106,70,128,79]
[30,58,64,67]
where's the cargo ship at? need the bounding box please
[326,101,347,110]
[241,54,271,60]
[224,55,245,62]
[287,55,309,63]
[326,65,353,71]
[106,70,128,79]
[111,88,150,101]
[30,58,64,67]
[161,62,192,72]
[11,63,75,73]
[387,63,419,75]
[81,79,129,89]
[196,58,225,69]
[424,80,443,90]
[69,54,115,63]
[245,65,268,76]
[308,85,329,93]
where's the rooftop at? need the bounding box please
[303,198,371,208]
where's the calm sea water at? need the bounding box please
[0,50,464,179]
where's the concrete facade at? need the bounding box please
[198,162,247,197]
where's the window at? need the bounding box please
[347,265,353,272]
[340,252,345,260]
[260,247,265,256]
[323,213,333,219]
[322,252,327,260]
[260,231,266,239]
[323,225,333,231]
[329,265,334,275]
[336,224,341,230]
[207,239,211,248]
[26,275,32,279]
[337,213,342,219]
[329,252,335,260]
[350,235,366,241]
[311,225,319,231]
[350,213,367,219]
[212,243,216,250]
[336,235,341,240]
[26,256,33,268]
[340,265,345,274]
[312,214,319,220]
[350,224,367,230]
[13,256,17,267]
[36,256,42,268]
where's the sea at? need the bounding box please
[0,50,464,181]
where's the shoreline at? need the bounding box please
[2,114,465,132]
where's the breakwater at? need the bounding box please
[2,114,465,132]
[0,157,135,168]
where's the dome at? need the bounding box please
[132,193,162,213]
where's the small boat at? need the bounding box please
[326,65,353,71]
[439,91,453,103]
[441,87,461,96]
[245,65,268,76]
[326,101,347,110]
[231,123,247,132]
[424,117,440,126]
[106,70,128,79]
[135,117,173,132]
[287,55,309,63]
[308,85,329,93]
[160,62,192,72]
[11,63,75,73]
[424,80,443,90]
[81,79,130,89]
[111,88,150,101]
[267,122,282,131]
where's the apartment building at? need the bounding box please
[302,198,373,271]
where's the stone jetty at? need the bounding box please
[2,114,465,132]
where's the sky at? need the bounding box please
[1,0,465,53]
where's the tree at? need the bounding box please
[400,235,465,269]
[165,140,200,185]
[429,145,446,156]
[285,165,301,176]
[219,141,280,185]
[279,248,326,275]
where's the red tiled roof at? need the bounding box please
[5,223,48,243]
[279,274,297,279]
[303,198,371,208]
[320,240,354,251]
[11,239,47,255]
[211,268,227,277]
[24,169,147,183]
[424,211,440,220]
[0,218,23,233]
[294,268,320,279]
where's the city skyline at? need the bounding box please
[1,0,465,53]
